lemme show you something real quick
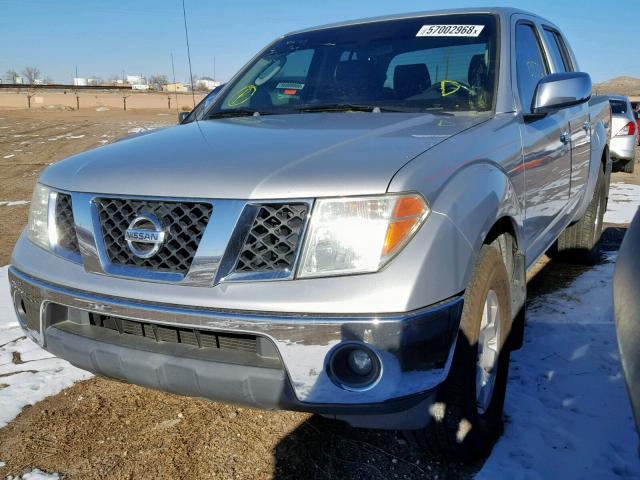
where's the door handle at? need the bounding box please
[560,131,569,144]
[583,121,590,132]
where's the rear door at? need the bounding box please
[515,21,572,261]
[541,27,591,198]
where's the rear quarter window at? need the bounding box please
[610,100,628,115]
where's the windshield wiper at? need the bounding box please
[293,104,381,113]
[206,109,272,119]
[293,104,422,113]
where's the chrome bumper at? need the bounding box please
[9,266,462,408]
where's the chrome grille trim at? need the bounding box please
[94,198,213,275]
[54,193,81,254]
[215,199,313,283]
[234,203,309,273]
[47,191,82,264]
[66,192,312,286]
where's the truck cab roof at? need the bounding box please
[287,7,540,36]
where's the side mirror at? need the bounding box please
[178,111,190,124]
[531,72,592,115]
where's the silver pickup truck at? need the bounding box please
[9,7,610,460]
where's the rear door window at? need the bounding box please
[543,29,573,72]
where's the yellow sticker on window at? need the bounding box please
[228,85,257,107]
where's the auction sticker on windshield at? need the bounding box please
[416,25,485,37]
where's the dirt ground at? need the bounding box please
[0,110,637,479]
[0,109,178,265]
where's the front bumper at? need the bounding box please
[9,266,462,428]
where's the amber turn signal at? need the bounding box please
[382,195,428,257]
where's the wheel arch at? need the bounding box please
[427,162,526,349]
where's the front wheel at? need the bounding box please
[406,243,512,461]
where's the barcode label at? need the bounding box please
[416,25,485,37]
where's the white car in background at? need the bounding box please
[609,95,637,173]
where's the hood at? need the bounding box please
[41,113,487,199]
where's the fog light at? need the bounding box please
[348,349,373,376]
[328,343,381,390]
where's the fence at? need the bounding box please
[0,88,205,111]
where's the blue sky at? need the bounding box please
[1,0,637,84]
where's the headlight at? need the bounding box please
[298,194,429,278]
[27,183,53,250]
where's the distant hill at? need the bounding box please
[594,76,640,98]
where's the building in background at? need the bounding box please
[163,82,189,93]
[126,74,149,91]
[196,77,221,91]
[126,75,145,85]
[73,77,87,86]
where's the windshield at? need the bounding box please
[182,85,226,123]
[209,14,498,118]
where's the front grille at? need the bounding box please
[55,193,80,254]
[234,203,308,273]
[90,315,258,354]
[95,198,213,275]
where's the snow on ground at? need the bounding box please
[124,121,167,135]
[4,469,60,480]
[604,182,640,224]
[479,181,640,479]
[0,201,29,207]
[478,253,639,479]
[0,267,92,429]
[46,133,86,142]
[127,126,160,134]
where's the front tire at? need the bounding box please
[406,244,512,461]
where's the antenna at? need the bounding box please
[181,0,196,108]
[171,52,179,112]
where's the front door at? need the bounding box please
[515,21,572,262]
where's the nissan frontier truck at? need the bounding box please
[9,7,611,460]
